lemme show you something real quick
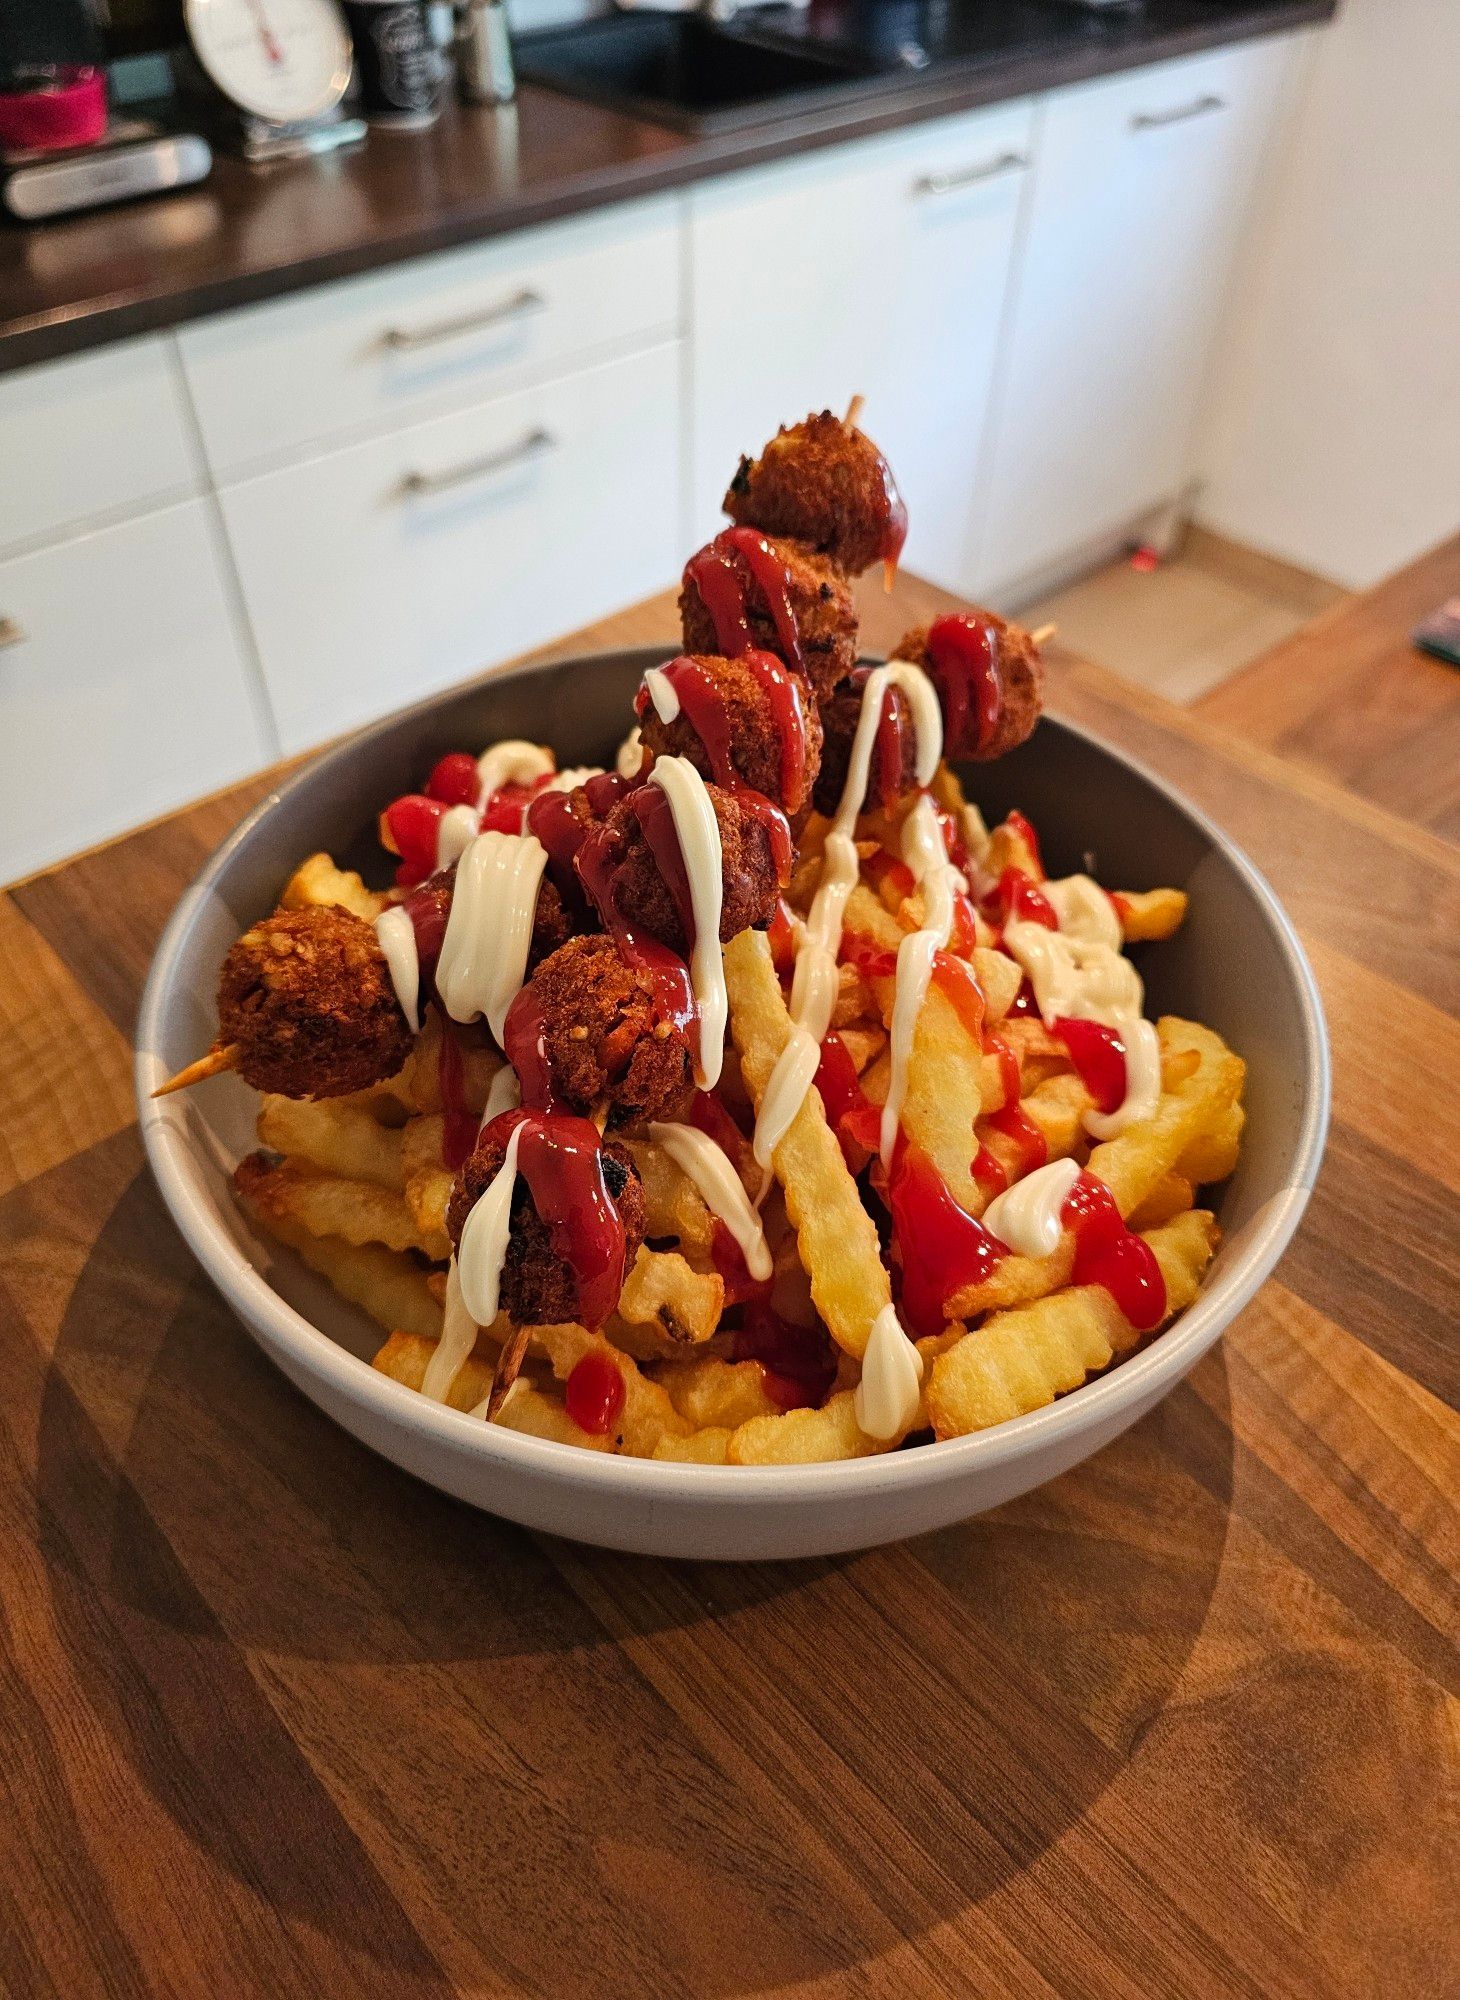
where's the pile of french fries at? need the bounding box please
[235,779,1245,1465]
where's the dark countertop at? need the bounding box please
[0,0,1333,375]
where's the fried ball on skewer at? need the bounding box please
[513,936,694,1128]
[811,666,920,818]
[892,613,1044,763]
[445,1123,647,1330]
[595,783,788,954]
[678,534,858,704]
[217,907,412,1099]
[723,410,908,579]
[400,864,573,972]
[636,652,824,822]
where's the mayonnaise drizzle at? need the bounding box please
[641,666,680,724]
[435,829,549,1042]
[374,904,421,1034]
[456,1118,523,1327]
[755,659,945,1167]
[647,755,726,1090]
[1043,873,1122,950]
[422,1257,479,1403]
[982,1157,1081,1260]
[648,1121,772,1282]
[476,739,554,798]
[854,1302,923,1440]
[1001,919,1157,1138]
[879,791,966,1167]
[436,802,481,871]
[538,765,604,795]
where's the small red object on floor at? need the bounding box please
[1129,544,1161,573]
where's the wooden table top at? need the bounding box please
[1,550,1455,1998]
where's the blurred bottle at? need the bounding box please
[454,0,514,106]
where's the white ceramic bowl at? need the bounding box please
[136,646,1329,1560]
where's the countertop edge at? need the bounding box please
[0,1,1334,375]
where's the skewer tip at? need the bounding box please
[843,393,865,432]
[1030,623,1058,649]
[486,1323,533,1420]
[152,1043,241,1098]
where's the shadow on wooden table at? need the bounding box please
[31,1144,1235,1993]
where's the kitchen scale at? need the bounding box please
[182,0,365,161]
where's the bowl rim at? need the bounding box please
[136,647,1330,1503]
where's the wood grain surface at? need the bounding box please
[0,551,1454,1999]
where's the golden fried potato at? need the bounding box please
[251,1220,443,1338]
[236,1151,450,1260]
[724,931,891,1360]
[279,852,386,922]
[928,1208,1218,1438]
[258,1093,406,1189]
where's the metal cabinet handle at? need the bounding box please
[398,427,556,501]
[0,615,24,650]
[1130,94,1225,132]
[912,152,1029,197]
[381,288,547,354]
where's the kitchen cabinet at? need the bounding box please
[687,98,1034,593]
[179,197,682,480]
[974,38,1294,599]
[0,337,200,557]
[0,501,270,882]
[219,341,682,754]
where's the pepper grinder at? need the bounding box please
[455,0,515,105]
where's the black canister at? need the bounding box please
[342,0,443,128]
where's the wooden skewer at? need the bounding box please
[843,393,865,432]
[1030,623,1058,648]
[485,1323,533,1421]
[151,1044,240,1098]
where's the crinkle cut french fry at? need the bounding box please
[528,1324,693,1456]
[1127,1172,1195,1230]
[624,1138,716,1258]
[235,1151,450,1259]
[258,1094,406,1190]
[653,1428,733,1464]
[249,1214,444,1339]
[724,931,891,1360]
[657,1354,781,1429]
[728,1389,896,1465]
[1085,1018,1245,1218]
[401,1013,503,1116]
[1175,1096,1245,1188]
[279,852,386,922]
[1114,886,1188,942]
[928,1209,1219,1438]
[374,1331,616,1448]
[613,1247,724,1354]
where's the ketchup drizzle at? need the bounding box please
[989,866,1058,931]
[501,983,560,1114]
[889,1144,1004,1338]
[478,1107,628,1331]
[1054,1017,1128,1116]
[565,1350,626,1435]
[925,614,1002,757]
[685,529,806,673]
[731,1302,837,1411]
[435,1013,478,1170]
[573,815,699,1064]
[1061,1172,1166,1330]
[525,770,630,902]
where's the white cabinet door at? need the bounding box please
[0,501,270,884]
[0,336,200,557]
[976,38,1294,598]
[220,341,682,755]
[180,196,682,479]
[688,99,1033,594]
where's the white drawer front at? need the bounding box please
[689,96,1033,596]
[221,341,682,754]
[181,197,682,479]
[0,337,200,557]
[0,501,270,884]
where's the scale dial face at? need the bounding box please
[185,0,353,126]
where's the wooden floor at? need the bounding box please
[1020,528,1351,705]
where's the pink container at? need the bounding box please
[0,66,109,155]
